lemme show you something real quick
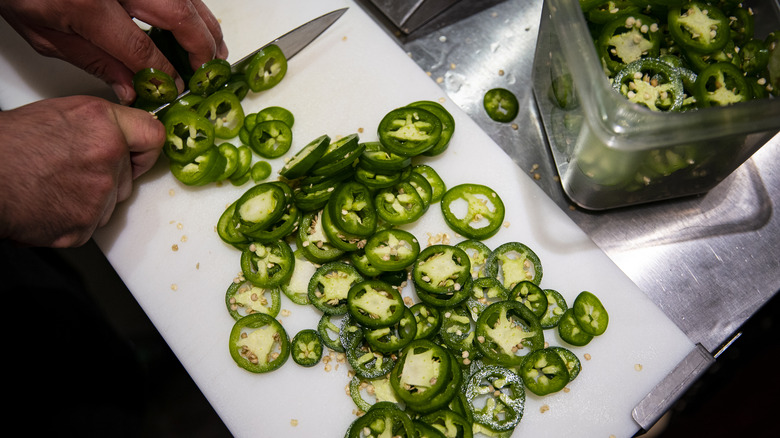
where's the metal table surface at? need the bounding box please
[358,0,780,429]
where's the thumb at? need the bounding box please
[112,105,166,179]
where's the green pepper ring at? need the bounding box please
[228,313,290,373]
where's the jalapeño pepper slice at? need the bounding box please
[359,141,412,173]
[389,340,451,406]
[169,146,225,186]
[279,134,330,180]
[318,313,347,353]
[309,134,365,177]
[412,164,446,204]
[321,205,368,252]
[550,346,582,382]
[464,365,525,432]
[438,305,480,362]
[291,329,323,367]
[694,61,752,106]
[364,229,420,272]
[572,291,609,336]
[162,110,215,164]
[374,181,426,226]
[558,308,594,346]
[295,210,344,264]
[197,90,245,139]
[308,262,364,315]
[407,100,455,156]
[378,107,443,157]
[518,347,570,396]
[233,182,289,234]
[540,289,568,329]
[225,278,282,319]
[612,58,685,111]
[474,300,544,367]
[245,44,287,92]
[347,280,406,329]
[597,14,662,75]
[410,302,442,340]
[483,88,519,123]
[228,313,290,373]
[250,120,293,159]
[216,200,250,250]
[509,280,549,319]
[465,276,510,321]
[412,244,472,296]
[668,2,730,54]
[240,240,295,288]
[345,406,414,438]
[363,306,418,354]
[256,105,295,127]
[419,410,473,438]
[327,181,378,237]
[349,374,400,413]
[440,184,505,240]
[189,58,232,96]
[485,242,543,289]
[132,68,178,105]
[345,328,397,379]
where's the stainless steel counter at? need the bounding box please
[359,0,780,430]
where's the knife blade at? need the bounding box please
[151,7,348,115]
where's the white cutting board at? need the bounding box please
[0,1,694,437]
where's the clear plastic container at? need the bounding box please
[532,0,780,210]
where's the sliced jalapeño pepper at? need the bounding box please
[233,182,289,235]
[279,134,330,180]
[693,61,752,106]
[558,308,594,346]
[485,241,543,289]
[132,67,178,105]
[347,279,406,329]
[240,240,295,288]
[374,181,426,226]
[308,262,364,315]
[280,249,316,305]
[509,280,548,319]
[225,277,281,319]
[377,107,443,157]
[189,58,232,96]
[245,44,287,92]
[345,406,414,438]
[612,58,685,111]
[389,340,451,406]
[440,183,505,240]
[363,306,418,354]
[474,300,544,367]
[256,105,295,127]
[518,347,570,396]
[327,181,378,237]
[412,244,472,296]
[228,313,290,373]
[668,2,730,54]
[410,302,442,340]
[249,120,293,159]
[291,329,323,367]
[345,328,396,379]
[162,110,215,164]
[572,291,609,336]
[483,88,519,123]
[464,365,525,432]
[407,100,455,156]
[597,14,662,75]
[540,289,568,329]
[363,228,420,272]
[169,145,225,186]
[197,89,245,139]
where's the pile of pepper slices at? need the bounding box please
[135,27,611,438]
[581,0,779,111]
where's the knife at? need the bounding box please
[151,7,348,115]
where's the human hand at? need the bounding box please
[0,95,165,247]
[0,0,228,105]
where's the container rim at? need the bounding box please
[548,0,780,151]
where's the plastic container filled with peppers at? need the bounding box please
[532,0,780,210]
